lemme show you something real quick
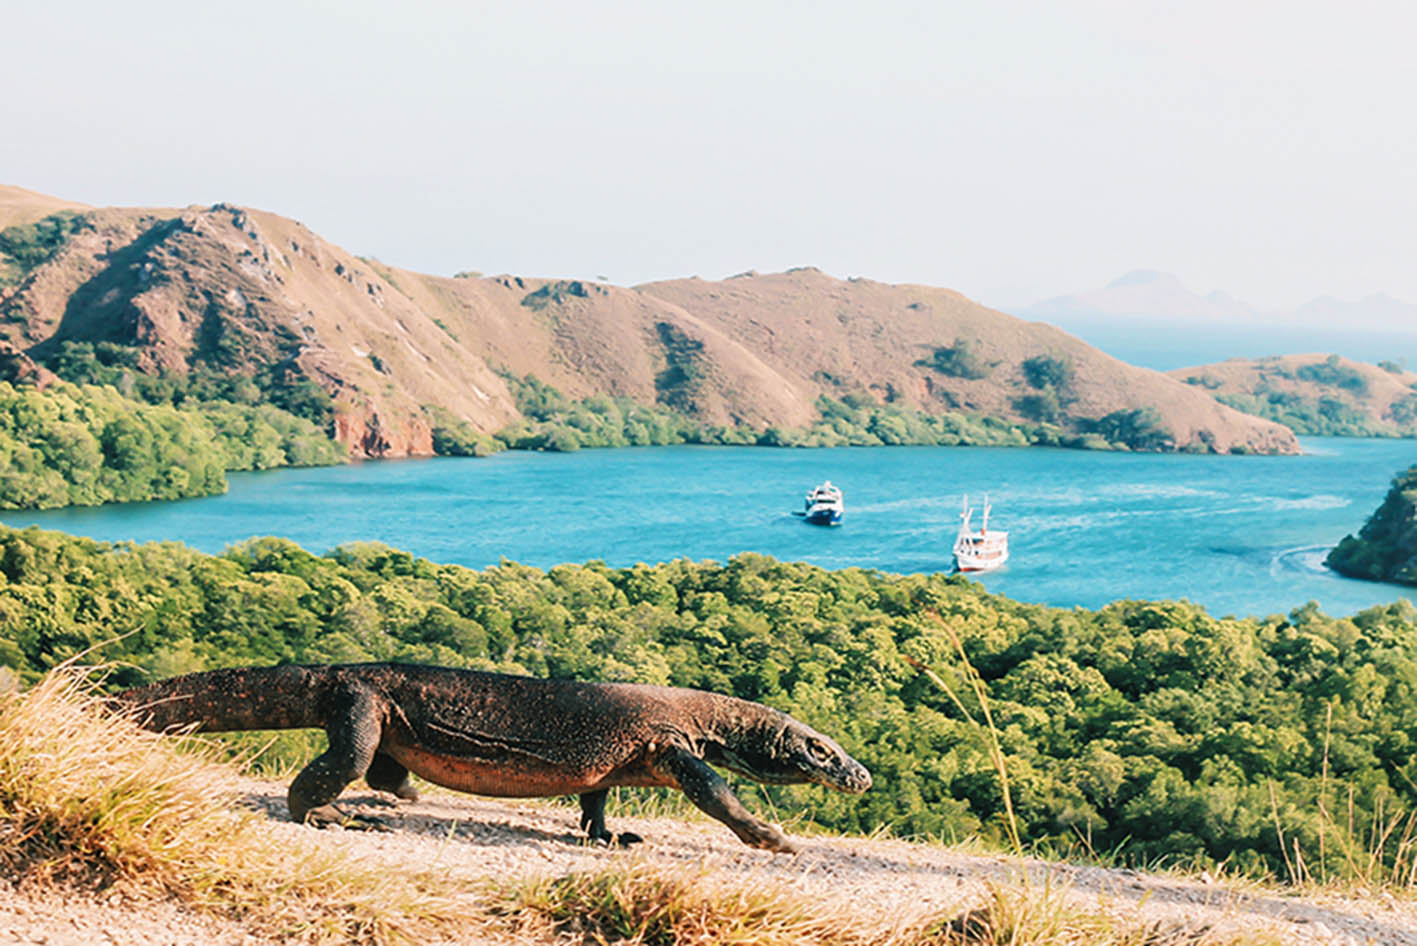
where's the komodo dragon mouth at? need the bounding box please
[716,720,872,793]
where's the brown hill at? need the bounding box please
[640,268,1296,452]
[1170,354,1417,437]
[0,189,1299,457]
[0,184,91,230]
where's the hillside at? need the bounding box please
[0,184,90,231]
[1171,354,1417,437]
[9,524,1417,880]
[0,188,1298,458]
[6,663,1395,945]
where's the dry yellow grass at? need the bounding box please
[493,865,1280,945]
[0,667,475,944]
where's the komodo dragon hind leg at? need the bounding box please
[288,684,389,830]
[578,789,642,847]
[365,752,420,802]
[658,748,797,853]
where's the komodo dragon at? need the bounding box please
[117,662,871,853]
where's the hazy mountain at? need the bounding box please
[1026,270,1260,324]
[1015,271,1417,371]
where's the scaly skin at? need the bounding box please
[116,662,872,852]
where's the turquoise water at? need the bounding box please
[3,438,1414,618]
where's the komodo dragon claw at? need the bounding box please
[301,804,394,832]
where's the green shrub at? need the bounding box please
[918,340,992,380]
[1297,355,1368,395]
[1021,355,1072,391]
[1013,391,1061,424]
[0,212,89,286]
[424,405,502,457]
[1080,408,1173,451]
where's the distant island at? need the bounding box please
[0,185,1297,509]
[1171,353,1417,438]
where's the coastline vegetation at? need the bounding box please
[489,373,1181,454]
[1213,390,1416,438]
[1183,355,1417,437]
[0,344,1240,511]
[0,380,343,509]
[4,525,1417,884]
[1327,465,1417,584]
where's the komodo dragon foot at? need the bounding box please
[300,803,395,832]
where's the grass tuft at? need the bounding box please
[493,865,1281,946]
[498,862,892,945]
[921,881,1250,945]
[0,666,477,944]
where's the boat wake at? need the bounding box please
[1271,494,1348,511]
[1271,544,1336,578]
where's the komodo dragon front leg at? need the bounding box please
[657,747,797,853]
[288,683,390,828]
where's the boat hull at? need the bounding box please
[954,555,1008,573]
[804,508,843,526]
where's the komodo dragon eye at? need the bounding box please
[807,739,833,761]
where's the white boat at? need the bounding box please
[953,494,1008,572]
[801,481,844,526]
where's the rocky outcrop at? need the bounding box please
[1327,467,1417,584]
[0,199,520,459]
[0,342,55,390]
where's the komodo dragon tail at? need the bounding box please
[115,665,330,732]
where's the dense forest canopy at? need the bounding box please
[3,524,1415,879]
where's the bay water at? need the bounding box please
[4,437,1414,619]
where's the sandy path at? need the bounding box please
[2,779,1414,945]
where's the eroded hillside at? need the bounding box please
[0,187,1298,457]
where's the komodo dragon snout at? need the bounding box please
[715,715,872,794]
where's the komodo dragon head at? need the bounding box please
[713,711,872,794]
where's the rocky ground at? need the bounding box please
[2,779,1414,945]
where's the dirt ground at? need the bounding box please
[2,778,1414,945]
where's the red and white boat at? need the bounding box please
[953,494,1009,572]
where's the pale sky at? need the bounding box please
[3,0,1414,311]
